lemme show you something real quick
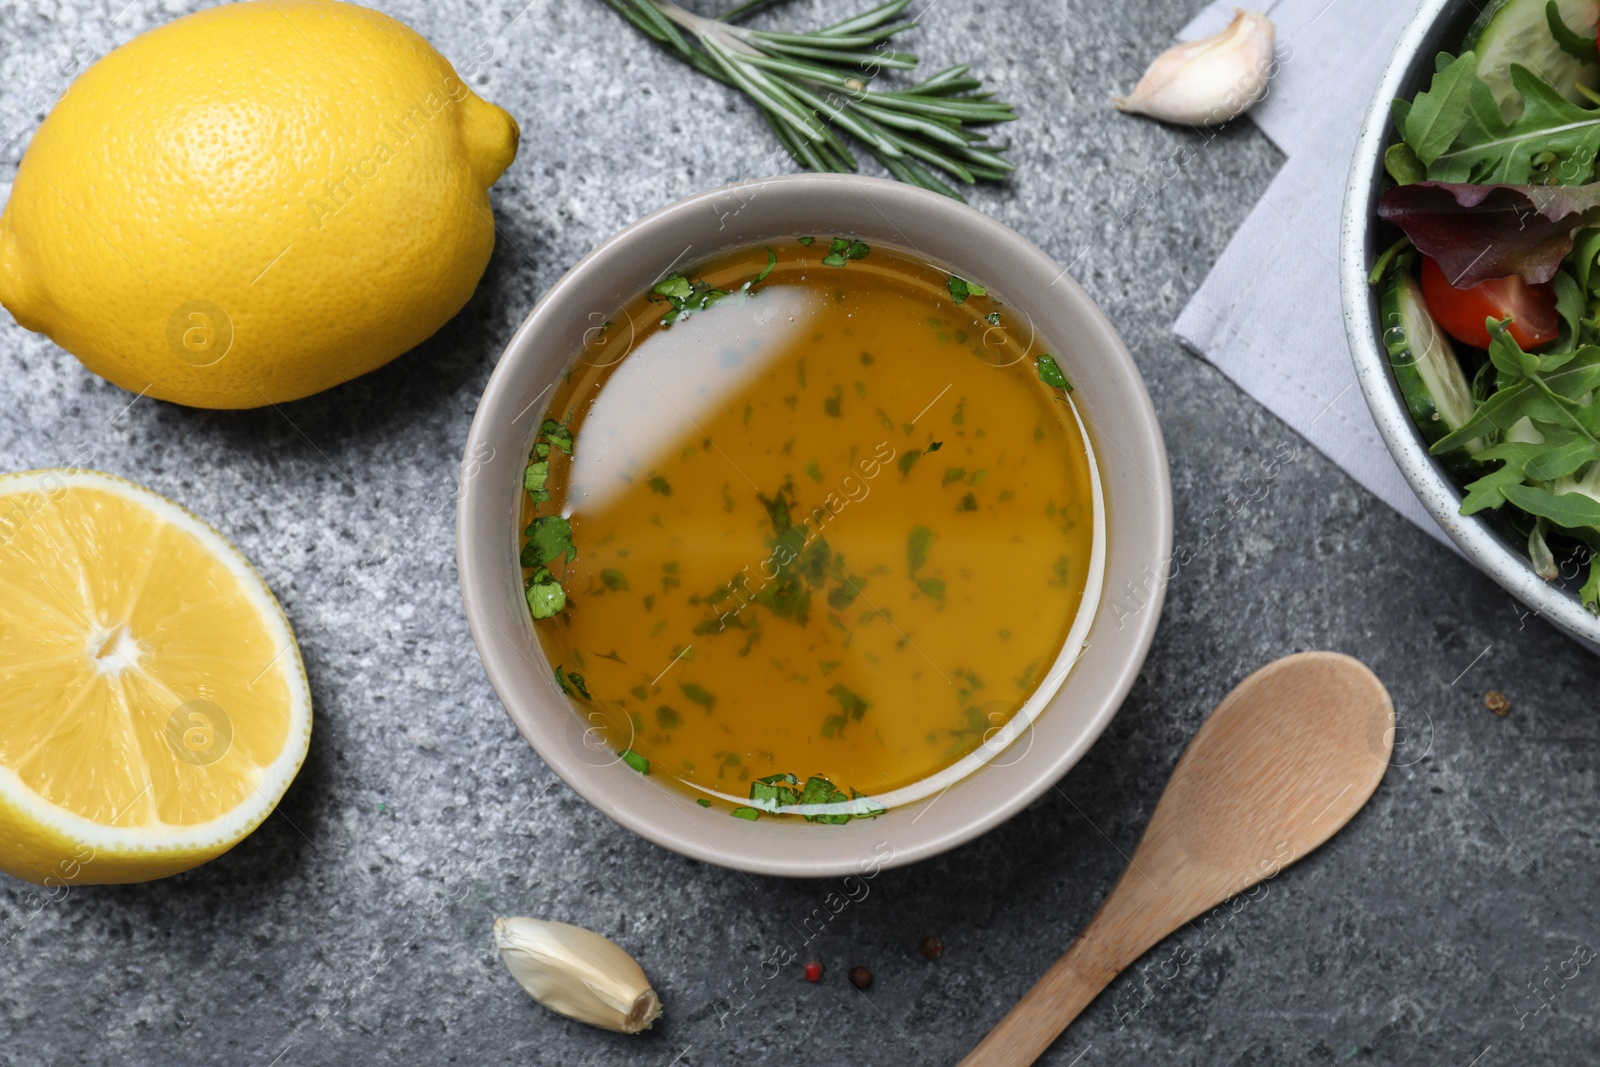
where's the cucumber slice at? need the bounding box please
[1382,272,1483,457]
[1468,0,1600,118]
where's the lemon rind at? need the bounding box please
[0,468,312,857]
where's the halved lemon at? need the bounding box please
[0,469,311,884]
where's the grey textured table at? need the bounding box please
[3,2,1597,1064]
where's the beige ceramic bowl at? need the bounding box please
[458,174,1171,876]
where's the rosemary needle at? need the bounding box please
[600,0,1017,199]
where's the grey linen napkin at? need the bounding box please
[1172,0,1444,541]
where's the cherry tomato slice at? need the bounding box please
[1419,256,1560,350]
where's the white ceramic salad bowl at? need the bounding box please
[1341,0,1600,651]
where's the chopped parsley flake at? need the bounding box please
[898,449,921,476]
[731,806,762,820]
[526,569,567,619]
[554,665,590,699]
[652,272,727,325]
[619,748,649,774]
[600,568,630,591]
[918,577,946,601]
[525,515,576,566]
[947,275,986,304]
[656,706,681,729]
[1035,353,1072,392]
[942,467,967,487]
[539,418,573,455]
[696,797,712,808]
[927,441,943,452]
[648,475,672,496]
[798,236,815,247]
[681,682,717,710]
[523,460,550,502]
[907,525,933,575]
[957,492,978,512]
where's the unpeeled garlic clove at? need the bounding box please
[494,917,663,1034]
[1113,9,1277,126]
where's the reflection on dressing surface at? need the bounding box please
[527,241,1096,812]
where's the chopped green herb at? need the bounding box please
[830,683,870,722]
[918,577,946,601]
[828,576,866,610]
[804,460,824,483]
[798,236,815,246]
[957,492,978,512]
[619,748,649,774]
[631,685,649,701]
[681,682,717,710]
[898,449,922,475]
[539,418,574,455]
[822,251,847,267]
[927,441,942,452]
[969,468,988,486]
[731,806,761,820]
[947,275,986,304]
[553,665,590,699]
[525,514,576,566]
[526,569,567,619]
[846,240,869,260]
[908,525,933,575]
[523,460,550,502]
[942,467,967,487]
[656,706,681,730]
[986,311,1001,326]
[1035,353,1072,392]
[752,247,777,285]
[696,798,712,808]
[648,474,672,496]
[600,568,630,591]
[652,272,727,324]
[824,386,843,417]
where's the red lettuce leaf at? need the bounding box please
[1376,181,1600,287]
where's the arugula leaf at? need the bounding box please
[526,515,576,566]
[1429,67,1600,185]
[1505,483,1600,526]
[1395,52,1479,166]
[1549,1,1600,60]
[1583,556,1600,615]
[1386,142,1426,185]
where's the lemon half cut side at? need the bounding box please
[0,470,312,884]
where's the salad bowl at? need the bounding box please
[1341,0,1600,651]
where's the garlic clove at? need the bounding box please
[494,917,663,1034]
[1113,9,1276,126]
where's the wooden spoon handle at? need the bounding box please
[956,933,1121,1066]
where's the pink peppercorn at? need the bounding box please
[803,961,823,983]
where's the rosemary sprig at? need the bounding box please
[600,0,1017,199]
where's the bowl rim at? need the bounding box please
[1339,0,1600,649]
[457,173,1173,876]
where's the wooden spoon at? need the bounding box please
[959,651,1394,1066]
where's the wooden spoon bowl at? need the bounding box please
[960,651,1395,1066]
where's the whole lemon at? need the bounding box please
[0,0,519,409]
